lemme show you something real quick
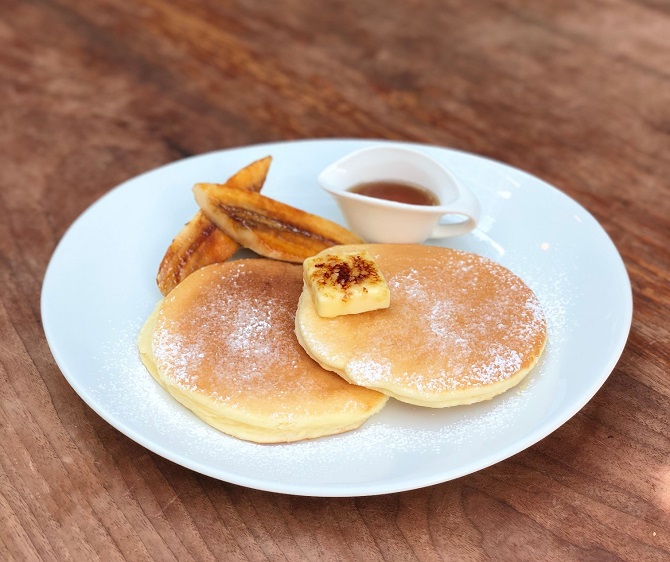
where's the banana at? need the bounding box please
[156,156,272,295]
[303,249,390,317]
[192,183,363,263]
[155,212,240,295]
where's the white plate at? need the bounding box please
[41,139,632,496]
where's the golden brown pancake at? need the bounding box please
[295,244,547,407]
[139,259,388,443]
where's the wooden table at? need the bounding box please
[2,0,668,559]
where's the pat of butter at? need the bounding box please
[303,249,390,318]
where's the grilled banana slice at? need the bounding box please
[156,212,239,296]
[193,184,363,263]
[156,156,272,295]
[220,155,273,192]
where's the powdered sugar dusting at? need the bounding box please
[228,303,275,358]
[151,263,306,402]
[389,267,426,299]
[349,355,392,386]
[92,314,216,444]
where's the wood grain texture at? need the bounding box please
[1,0,668,560]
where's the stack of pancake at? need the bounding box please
[139,243,547,443]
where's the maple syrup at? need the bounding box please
[348,181,439,206]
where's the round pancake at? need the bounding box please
[139,259,387,443]
[295,244,547,407]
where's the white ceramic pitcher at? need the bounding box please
[318,145,480,243]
